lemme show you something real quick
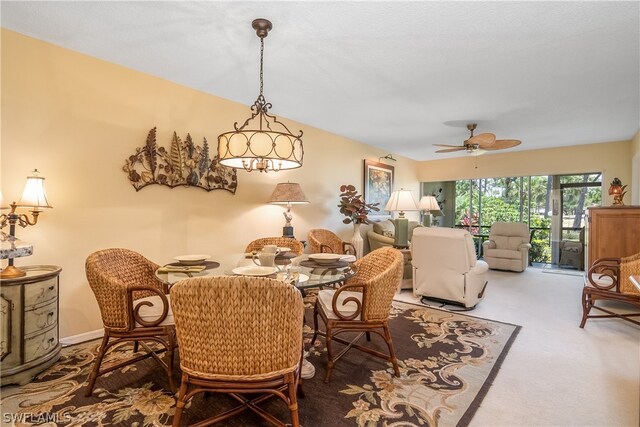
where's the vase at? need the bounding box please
[351,222,364,259]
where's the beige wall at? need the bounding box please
[417,140,633,206]
[631,129,640,204]
[1,30,419,338]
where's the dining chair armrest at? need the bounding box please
[343,242,356,255]
[331,281,366,321]
[320,244,334,253]
[129,285,170,327]
[586,258,621,291]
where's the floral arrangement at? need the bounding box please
[460,211,479,234]
[338,185,380,224]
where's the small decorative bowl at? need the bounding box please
[174,254,211,266]
[308,253,343,265]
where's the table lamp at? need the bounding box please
[0,169,52,278]
[268,182,309,238]
[418,195,441,227]
[384,188,418,248]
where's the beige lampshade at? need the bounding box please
[418,195,440,211]
[384,189,418,212]
[17,170,52,210]
[268,182,309,205]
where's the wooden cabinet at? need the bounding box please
[587,206,640,269]
[0,265,62,386]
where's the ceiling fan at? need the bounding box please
[434,124,521,154]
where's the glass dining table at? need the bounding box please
[155,251,356,380]
[155,252,357,292]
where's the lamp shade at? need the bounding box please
[384,189,418,212]
[268,182,309,204]
[218,131,303,171]
[418,195,440,211]
[17,170,52,210]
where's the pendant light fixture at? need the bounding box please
[217,18,304,173]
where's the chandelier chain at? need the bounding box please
[259,37,264,98]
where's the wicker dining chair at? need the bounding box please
[245,237,304,255]
[84,248,176,397]
[311,246,404,382]
[580,252,640,327]
[170,276,304,427]
[308,229,356,255]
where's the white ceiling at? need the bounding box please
[2,1,639,161]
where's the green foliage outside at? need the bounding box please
[455,176,553,262]
[529,215,552,263]
[452,174,602,264]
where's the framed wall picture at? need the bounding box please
[363,159,394,218]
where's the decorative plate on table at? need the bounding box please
[300,259,349,269]
[174,254,211,265]
[308,253,344,265]
[231,266,278,277]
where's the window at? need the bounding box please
[430,173,602,264]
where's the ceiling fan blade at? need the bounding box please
[468,133,496,148]
[436,147,466,153]
[433,144,464,148]
[483,139,522,150]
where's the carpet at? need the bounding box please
[1,301,520,427]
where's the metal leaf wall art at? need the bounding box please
[123,127,237,193]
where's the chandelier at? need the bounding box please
[217,19,304,173]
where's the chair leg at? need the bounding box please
[287,374,300,427]
[365,332,372,342]
[85,333,110,397]
[580,289,592,328]
[383,324,400,377]
[310,303,320,346]
[324,324,334,383]
[132,340,139,353]
[172,373,189,427]
[167,329,176,392]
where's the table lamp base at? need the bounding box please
[1,265,27,279]
[282,226,295,239]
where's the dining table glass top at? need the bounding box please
[155,252,356,290]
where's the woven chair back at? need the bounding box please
[621,252,640,294]
[85,248,162,331]
[245,237,304,255]
[308,229,345,254]
[170,276,304,378]
[351,247,404,320]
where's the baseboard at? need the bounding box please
[60,329,104,347]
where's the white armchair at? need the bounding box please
[482,222,531,272]
[411,227,489,308]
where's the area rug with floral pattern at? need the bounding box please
[0,300,519,427]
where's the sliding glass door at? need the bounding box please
[430,173,602,265]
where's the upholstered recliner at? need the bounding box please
[411,227,489,308]
[482,222,531,272]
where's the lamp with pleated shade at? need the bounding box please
[384,189,418,248]
[268,182,309,238]
[418,195,442,227]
